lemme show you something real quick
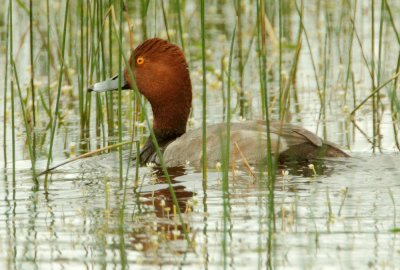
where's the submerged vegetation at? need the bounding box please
[0,0,399,269]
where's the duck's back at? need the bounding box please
[160,120,348,167]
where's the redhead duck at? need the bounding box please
[89,38,348,167]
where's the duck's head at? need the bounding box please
[88,38,192,140]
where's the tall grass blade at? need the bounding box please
[221,24,236,269]
[12,62,38,189]
[200,0,207,181]
[9,0,16,182]
[44,0,70,190]
[175,0,185,53]
[29,0,36,162]
[3,7,10,166]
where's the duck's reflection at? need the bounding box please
[129,159,344,250]
[278,158,343,177]
[130,166,195,250]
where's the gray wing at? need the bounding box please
[162,121,325,167]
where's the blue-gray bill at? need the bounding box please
[88,74,130,92]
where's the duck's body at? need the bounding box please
[139,121,348,167]
[89,38,349,167]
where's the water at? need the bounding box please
[1,0,400,269]
[0,154,399,269]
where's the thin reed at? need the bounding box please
[3,5,10,166]
[221,24,236,268]
[200,0,207,181]
[43,0,70,191]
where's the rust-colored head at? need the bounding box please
[124,38,192,140]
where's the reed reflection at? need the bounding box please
[131,166,196,251]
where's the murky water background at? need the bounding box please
[1,0,400,269]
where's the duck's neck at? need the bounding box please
[151,102,190,145]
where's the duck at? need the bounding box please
[88,38,349,168]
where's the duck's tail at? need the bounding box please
[323,142,350,158]
[278,141,349,163]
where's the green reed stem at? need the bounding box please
[12,62,38,188]
[200,0,207,181]
[257,1,266,118]
[242,28,256,69]
[176,0,185,53]
[134,141,140,188]
[119,170,130,270]
[390,54,400,150]
[9,0,16,181]
[295,1,322,105]
[220,55,226,121]
[46,0,52,127]
[268,0,305,243]
[37,141,133,176]
[289,17,303,117]
[110,11,191,245]
[377,0,384,86]
[371,0,378,152]
[107,0,115,139]
[44,0,70,191]
[91,1,99,141]
[256,1,263,268]
[350,17,373,78]
[257,0,276,268]
[117,0,124,188]
[82,0,91,145]
[98,0,106,146]
[383,0,400,149]
[3,7,10,166]
[344,0,356,102]
[221,24,236,269]
[376,0,385,149]
[11,82,16,182]
[29,0,36,161]
[123,111,137,184]
[321,31,328,139]
[116,3,127,268]
[141,0,150,40]
[278,0,283,118]
[350,71,400,117]
[78,0,85,138]
[384,0,400,44]
[235,0,244,117]
[161,0,171,41]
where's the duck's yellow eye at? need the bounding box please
[136,57,144,65]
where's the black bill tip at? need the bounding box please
[87,74,130,93]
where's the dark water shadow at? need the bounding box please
[278,157,349,177]
[130,166,196,249]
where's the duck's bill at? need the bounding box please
[88,74,130,92]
